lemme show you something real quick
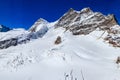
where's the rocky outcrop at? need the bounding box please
[54,36,62,45]
[0,38,17,49]
[55,8,118,35]
[0,30,48,49]
[104,25,120,47]
[116,56,120,64]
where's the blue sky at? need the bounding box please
[0,0,120,29]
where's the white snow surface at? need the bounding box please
[0,24,120,80]
[0,28,28,41]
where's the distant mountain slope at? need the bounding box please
[0,25,10,32]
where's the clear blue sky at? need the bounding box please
[0,0,120,29]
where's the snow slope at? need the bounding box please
[0,8,120,80]
[0,26,120,80]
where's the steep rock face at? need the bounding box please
[0,25,10,32]
[0,38,17,49]
[55,8,118,35]
[104,25,120,47]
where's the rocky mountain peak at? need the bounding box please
[29,18,48,32]
[55,8,78,27]
[36,18,48,24]
[55,8,118,35]
[67,8,75,13]
[80,7,93,13]
[106,14,118,25]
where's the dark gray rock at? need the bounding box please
[0,38,17,49]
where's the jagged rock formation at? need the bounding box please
[0,38,17,49]
[55,8,118,35]
[104,25,120,47]
[54,8,120,47]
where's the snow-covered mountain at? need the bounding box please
[0,18,50,49]
[29,18,49,32]
[0,25,10,32]
[0,8,120,80]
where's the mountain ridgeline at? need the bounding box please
[0,7,120,49]
[55,8,117,34]
[0,25,10,32]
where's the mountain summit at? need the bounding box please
[55,7,118,35]
[29,18,48,32]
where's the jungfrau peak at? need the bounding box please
[55,7,118,35]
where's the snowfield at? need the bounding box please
[0,26,120,80]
